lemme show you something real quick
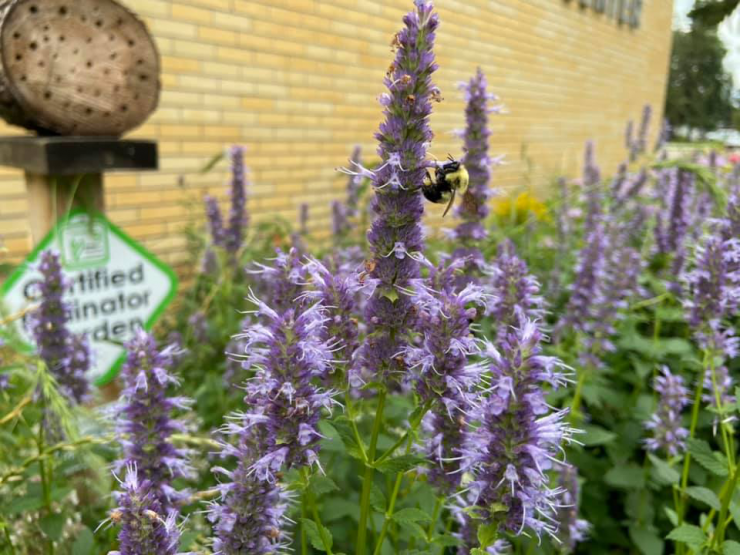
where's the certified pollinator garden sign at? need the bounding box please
[1,209,177,385]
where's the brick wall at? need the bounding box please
[0,0,674,268]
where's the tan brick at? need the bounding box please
[161,56,201,73]
[198,26,237,45]
[149,18,198,39]
[172,4,213,23]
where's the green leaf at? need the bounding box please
[604,464,645,489]
[72,528,95,555]
[330,419,365,461]
[375,454,426,475]
[664,506,679,527]
[323,498,359,522]
[581,425,617,446]
[666,524,707,548]
[433,535,462,547]
[300,519,333,552]
[398,520,428,540]
[477,522,498,549]
[730,501,740,531]
[648,454,680,486]
[688,438,729,476]
[724,541,740,555]
[629,525,664,555]
[686,486,722,511]
[40,513,66,542]
[370,484,386,513]
[310,475,339,497]
[392,508,431,524]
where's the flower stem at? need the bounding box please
[426,497,444,541]
[677,364,706,526]
[357,389,387,555]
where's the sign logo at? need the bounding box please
[1,210,178,385]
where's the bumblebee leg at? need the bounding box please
[442,188,456,217]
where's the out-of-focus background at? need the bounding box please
[1,0,736,278]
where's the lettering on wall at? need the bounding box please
[564,0,644,29]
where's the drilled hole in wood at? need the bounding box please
[73,48,79,55]
[37,61,44,68]
[43,36,49,42]
[85,107,93,115]
[94,89,101,97]
[29,5,38,14]
[15,54,22,61]
[95,19,104,28]
[59,6,67,16]
[44,91,51,99]
[116,17,123,25]
[12,32,20,39]
[120,104,128,112]
[52,53,58,59]
[29,41,37,50]
[139,74,147,81]
[43,25,49,31]
[137,59,144,65]
[113,85,120,92]
[86,61,93,68]
[110,53,117,60]
[86,37,92,44]
[109,34,115,41]
[81,15,87,22]
[103,68,110,75]
[59,35,65,42]
[128,40,135,47]
[55,76,62,83]
[77,86,83,93]
[20,75,26,81]
[103,111,110,117]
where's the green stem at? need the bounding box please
[345,391,368,462]
[36,404,54,555]
[427,497,444,541]
[714,454,740,546]
[569,370,587,425]
[301,491,309,555]
[677,362,707,525]
[356,390,387,555]
[373,471,404,555]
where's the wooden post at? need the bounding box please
[25,172,104,244]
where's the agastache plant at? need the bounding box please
[30,250,89,404]
[459,320,574,548]
[107,465,184,555]
[403,259,487,492]
[483,240,545,330]
[341,0,439,385]
[451,68,500,278]
[116,329,191,510]
[644,367,690,457]
[203,145,249,254]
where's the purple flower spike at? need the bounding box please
[187,312,209,343]
[302,258,361,373]
[107,465,184,555]
[31,250,89,404]
[555,464,590,553]
[703,365,736,417]
[116,329,191,510]
[209,423,291,554]
[644,367,690,457]
[226,146,248,254]
[347,0,438,383]
[454,68,498,245]
[484,240,544,329]
[346,145,364,219]
[460,320,574,542]
[236,293,337,475]
[682,231,740,353]
[249,248,308,313]
[205,195,226,248]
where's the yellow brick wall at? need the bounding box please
[0,0,674,268]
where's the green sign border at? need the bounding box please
[0,208,178,386]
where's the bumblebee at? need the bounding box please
[422,155,470,216]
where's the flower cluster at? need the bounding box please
[484,240,544,329]
[460,321,574,542]
[644,367,690,457]
[209,427,291,554]
[203,146,249,254]
[210,290,336,550]
[30,250,89,404]
[452,68,499,254]
[403,259,488,492]
[116,329,191,510]
[682,230,740,354]
[107,466,183,555]
[350,0,439,383]
[249,248,308,313]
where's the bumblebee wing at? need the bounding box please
[442,188,456,217]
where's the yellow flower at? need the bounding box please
[493,191,548,224]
